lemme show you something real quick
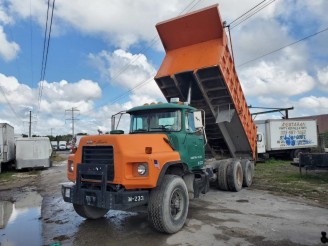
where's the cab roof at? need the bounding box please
[127,102,196,113]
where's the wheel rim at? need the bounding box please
[170,188,185,221]
[237,166,243,187]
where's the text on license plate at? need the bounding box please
[127,195,144,202]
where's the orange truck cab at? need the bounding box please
[62,4,256,234]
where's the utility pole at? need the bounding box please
[65,107,80,136]
[23,109,36,137]
[29,110,32,137]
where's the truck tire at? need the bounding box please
[241,159,254,187]
[148,175,189,234]
[227,160,243,192]
[217,160,229,191]
[73,204,109,219]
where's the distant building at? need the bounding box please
[291,114,328,134]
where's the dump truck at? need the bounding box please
[0,123,15,173]
[256,119,318,159]
[62,4,257,234]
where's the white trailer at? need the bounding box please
[15,137,52,170]
[51,141,58,150]
[0,123,15,173]
[256,119,318,159]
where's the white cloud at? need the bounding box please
[298,96,328,110]
[240,61,315,97]
[0,73,34,104]
[0,26,19,61]
[317,66,328,90]
[0,4,13,24]
[41,79,102,101]
[89,49,164,100]
[0,73,102,134]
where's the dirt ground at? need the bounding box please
[1,157,327,246]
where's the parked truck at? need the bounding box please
[51,141,58,150]
[256,119,318,159]
[62,5,257,233]
[0,123,15,173]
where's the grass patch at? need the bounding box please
[51,153,67,162]
[252,159,328,206]
[0,171,16,182]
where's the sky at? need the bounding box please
[0,0,327,136]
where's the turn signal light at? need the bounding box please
[145,147,152,154]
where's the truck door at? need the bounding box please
[257,132,266,154]
[185,112,204,169]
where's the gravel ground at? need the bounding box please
[1,158,327,246]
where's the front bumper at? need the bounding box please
[62,183,149,210]
[62,163,149,210]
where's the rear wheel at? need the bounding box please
[227,160,243,192]
[217,160,229,191]
[73,204,109,219]
[148,175,189,234]
[241,159,254,187]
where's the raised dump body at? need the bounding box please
[154,4,256,159]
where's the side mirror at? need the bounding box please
[193,111,203,128]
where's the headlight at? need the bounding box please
[133,162,148,176]
[137,164,147,175]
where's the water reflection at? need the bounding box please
[0,190,42,246]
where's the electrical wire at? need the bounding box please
[35,0,55,133]
[0,86,22,120]
[237,25,328,67]
[228,0,267,26]
[228,0,277,30]
[30,0,34,88]
[38,0,51,106]
[39,0,55,106]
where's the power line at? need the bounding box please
[228,0,266,26]
[237,25,328,67]
[30,0,34,88]
[229,0,277,30]
[37,0,55,114]
[0,85,21,120]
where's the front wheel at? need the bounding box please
[73,204,109,219]
[148,175,189,234]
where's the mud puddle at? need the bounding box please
[0,188,42,246]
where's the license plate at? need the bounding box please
[127,195,144,203]
[85,195,97,206]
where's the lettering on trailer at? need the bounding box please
[277,122,313,147]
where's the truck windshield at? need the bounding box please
[130,110,181,133]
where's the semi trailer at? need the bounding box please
[62,4,257,233]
